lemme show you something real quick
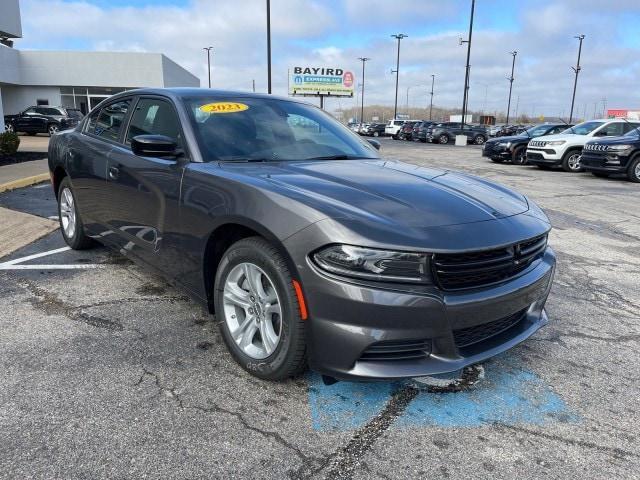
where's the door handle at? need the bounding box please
[108,166,119,180]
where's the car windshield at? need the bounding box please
[561,121,604,135]
[184,97,380,162]
[524,125,555,137]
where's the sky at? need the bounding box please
[14,0,640,117]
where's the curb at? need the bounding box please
[0,173,50,193]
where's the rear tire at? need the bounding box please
[512,147,527,165]
[474,135,486,145]
[627,157,640,183]
[373,131,379,137]
[562,149,583,172]
[438,134,449,144]
[214,237,307,380]
[57,177,94,250]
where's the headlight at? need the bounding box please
[608,144,632,151]
[312,244,431,283]
[546,140,566,146]
[497,142,512,148]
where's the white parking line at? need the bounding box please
[0,246,104,270]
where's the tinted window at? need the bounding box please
[623,123,640,134]
[24,107,37,115]
[36,107,64,115]
[90,99,131,142]
[126,98,183,147]
[183,96,379,162]
[597,122,624,137]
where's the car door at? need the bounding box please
[104,96,186,273]
[67,98,133,234]
[15,107,37,132]
[593,122,625,138]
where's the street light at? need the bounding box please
[203,47,213,88]
[391,34,407,119]
[357,57,370,126]
[429,74,435,121]
[266,0,272,94]
[569,34,585,123]
[506,50,517,124]
[459,0,475,128]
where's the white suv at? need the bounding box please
[526,119,640,172]
[384,119,405,139]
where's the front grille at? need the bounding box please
[583,143,609,152]
[359,339,431,362]
[432,235,547,291]
[453,308,527,348]
[529,140,547,147]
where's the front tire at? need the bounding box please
[562,150,583,172]
[438,134,449,144]
[57,177,94,250]
[214,237,307,380]
[373,131,379,137]
[5,123,14,133]
[474,135,486,145]
[627,157,640,183]
[512,147,527,165]
[48,123,59,136]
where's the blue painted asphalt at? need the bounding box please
[308,355,576,431]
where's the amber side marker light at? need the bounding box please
[292,280,308,320]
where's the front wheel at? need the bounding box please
[373,131,379,137]
[214,237,307,380]
[5,123,14,133]
[438,134,449,144]
[627,157,640,183]
[512,147,527,165]
[562,150,583,172]
[474,135,486,145]
[48,124,59,136]
[57,177,94,250]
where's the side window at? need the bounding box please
[91,99,131,142]
[126,98,183,148]
[598,123,624,137]
[623,123,640,134]
[549,126,564,135]
[23,107,37,115]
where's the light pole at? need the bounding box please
[358,57,370,125]
[391,34,407,119]
[429,74,435,120]
[459,0,475,128]
[505,50,517,124]
[569,34,585,123]
[203,46,213,88]
[266,0,272,94]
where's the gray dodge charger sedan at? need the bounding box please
[48,88,556,382]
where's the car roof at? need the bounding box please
[109,88,298,104]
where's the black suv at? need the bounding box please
[363,123,386,137]
[581,128,640,182]
[4,106,83,136]
[483,123,570,165]
[426,122,488,145]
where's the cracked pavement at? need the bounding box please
[1,138,639,479]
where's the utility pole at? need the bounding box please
[266,0,272,94]
[569,34,585,123]
[459,0,475,128]
[429,74,435,120]
[601,97,607,118]
[391,34,407,119]
[358,57,370,126]
[252,79,255,92]
[505,50,517,124]
[203,46,213,88]
[514,95,520,120]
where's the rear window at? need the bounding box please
[87,99,131,142]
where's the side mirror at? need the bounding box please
[367,139,381,150]
[131,135,179,158]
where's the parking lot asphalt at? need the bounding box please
[1,138,639,479]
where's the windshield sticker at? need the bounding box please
[199,102,249,114]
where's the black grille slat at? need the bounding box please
[359,339,430,362]
[454,309,527,348]
[432,235,547,291]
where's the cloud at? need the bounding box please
[14,0,640,117]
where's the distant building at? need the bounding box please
[0,0,199,130]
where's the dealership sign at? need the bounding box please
[289,66,354,97]
[607,109,640,120]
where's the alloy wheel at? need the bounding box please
[635,162,640,180]
[59,187,76,239]
[439,134,448,144]
[222,262,282,360]
[567,153,582,171]
[6,123,14,133]
[48,124,59,136]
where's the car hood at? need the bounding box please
[487,134,529,143]
[586,135,638,146]
[538,133,586,142]
[220,159,529,228]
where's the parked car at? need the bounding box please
[414,121,435,142]
[426,122,488,145]
[4,106,83,136]
[48,88,555,382]
[363,123,386,137]
[482,123,571,165]
[581,126,640,182]
[488,124,506,137]
[384,119,405,139]
[526,119,640,172]
[398,121,417,140]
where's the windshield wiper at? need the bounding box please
[304,154,364,160]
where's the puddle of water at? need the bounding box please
[307,357,576,431]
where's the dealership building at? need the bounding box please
[0,0,199,131]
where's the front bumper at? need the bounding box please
[482,143,512,159]
[526,147,561,165]
[581,152,629,173]
[285,222,556,381]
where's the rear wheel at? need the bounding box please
[5,123,14,133]
[214,237,307,380]
[57,177,94,250]
[474,135,486,145]
[373,131,379,137]
[512,147,527,165]
[562,150,583,172]
[48,124,59,136]
[438,134,449,144]
[627,157,640,183]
